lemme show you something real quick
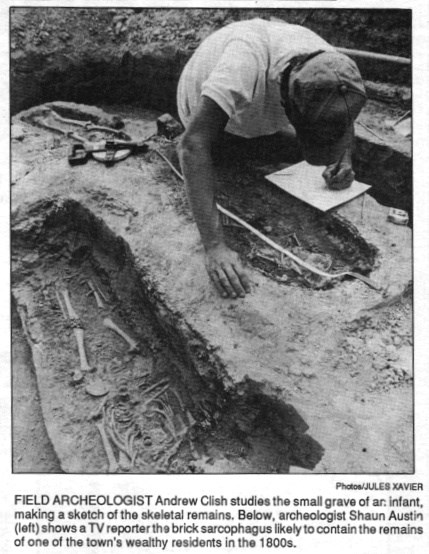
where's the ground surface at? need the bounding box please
[10,7,411,60]
[12,103,412,474]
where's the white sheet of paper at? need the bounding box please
[265,161,371,212]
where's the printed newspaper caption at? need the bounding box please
[14,488,424,549]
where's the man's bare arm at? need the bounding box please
[178,96,251,298]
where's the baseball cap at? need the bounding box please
[286,51,367,166]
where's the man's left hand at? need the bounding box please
[323,155,354,190]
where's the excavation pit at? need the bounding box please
[12,198,326,473]
[11,0,413,475]
[7,2,417,482]
[11,101,413,474]
[216,164,378,289]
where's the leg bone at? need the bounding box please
[87,280,105,309]
[61,288,79,320]
[71,367,84,385]
[95,420,119,473]
[62,289,95,374]
[103,317,140,354]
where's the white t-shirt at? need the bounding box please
[177,18,335,138]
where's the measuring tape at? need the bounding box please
[387,208,409,226]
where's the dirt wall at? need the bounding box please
[11,8,411,115]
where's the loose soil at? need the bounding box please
[12,103,412,473]
[12,304,61,473]
[10,8,411,115]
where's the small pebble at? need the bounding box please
[381,333,391,345]
[393,336,402,347]
[302,369,316,378]
[288,367,302,377]
[372,358,388,371]
[385,345,399,361]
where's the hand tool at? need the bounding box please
[103,317,140,354]
[61,288,95,382]
[31,110,151,166]
[68,139,149,166]
[387,208,409,225]
[51,110,128,137]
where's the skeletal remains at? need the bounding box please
[53,281,189,472]
[103,317,140,354]
[91,376,190,473]
[95,419,119,473]
[61,288,95,383]
[87,280,105,309]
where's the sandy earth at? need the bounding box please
[12,304,61,473]
[11,102,412,474]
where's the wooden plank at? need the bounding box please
[265,161,371,212]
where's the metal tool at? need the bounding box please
[51,110,128,137]
[387,208,409,226]
[32,110,150,166]
[68,139,149,166]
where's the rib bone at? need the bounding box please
[103,317,140,354]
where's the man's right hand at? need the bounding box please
[322,145,354,190]
[178,97,251,299]
[205,244,251,298]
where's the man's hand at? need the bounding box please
[205,244,251,298]
[179,97,252,299]
[322,149,354,190]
